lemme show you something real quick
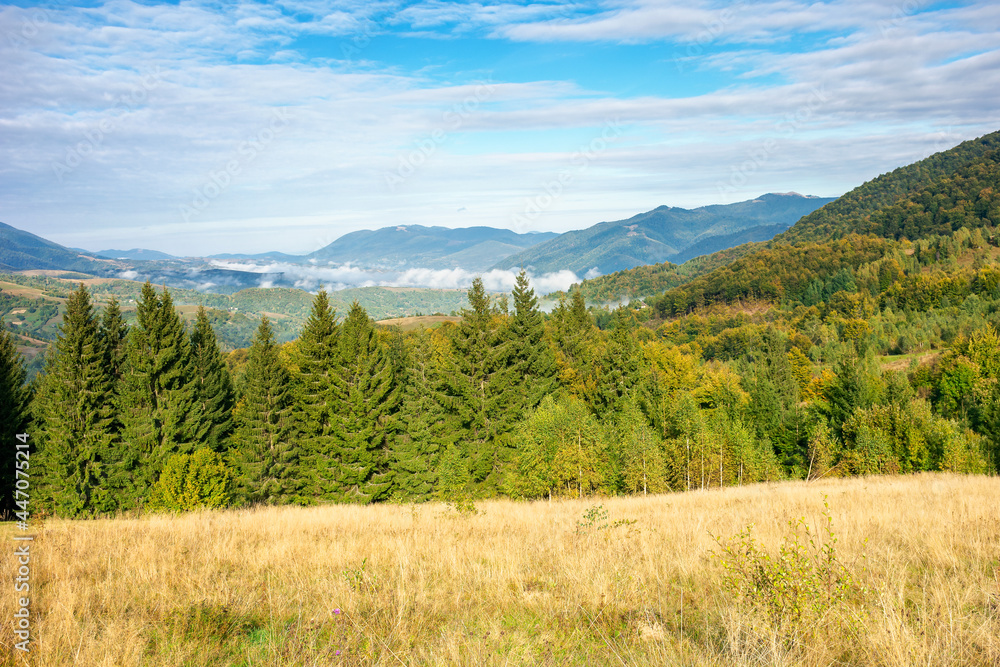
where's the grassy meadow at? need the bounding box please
[2,473,999,666]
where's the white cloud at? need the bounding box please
[209,259,585,293]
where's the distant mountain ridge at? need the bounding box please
[96,248,177,260]
[492,193,835,275]
[307,225,560,271]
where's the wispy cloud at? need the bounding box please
[0,0,996,257]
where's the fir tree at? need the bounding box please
[33,284,118,516]
[99,296,128,382]
[0,329,31,513]
[389,330,453,500]
[230,317,297,504]
[587,307,642,419]
[188,306,235,451]
[746,327,807,474]
[439,277,517,491]
[509,270,557,412]
[548,290,600,395]
[117,283,196,506]
[331,302,399,503]
[293,290,341,501]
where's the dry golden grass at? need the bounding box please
[2,473,999,666]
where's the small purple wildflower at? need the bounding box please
[333,608,342,615]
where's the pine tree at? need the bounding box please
[116,283,196,506]
[293,291,341,501]
[390,330,452,501]
[747,327,807,474]
[188,306,235,451]
[99,296,128,382]
[33,284,118,516]
[509,270,557,412]
[438,277,517,492]
[0,329,31,513]
[587,307,642,419]
[331,302,399,503]
[230,317,297,504]
[548,290,600,395]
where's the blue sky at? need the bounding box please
[0,0,998,256]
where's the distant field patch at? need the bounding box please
[880,350,941,372]
[0,280,64,301]
[375,314,461,330]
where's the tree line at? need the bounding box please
[0,267,994,517]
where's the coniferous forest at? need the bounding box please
[3,132,1000,517]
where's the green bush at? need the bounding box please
[149,449,231,511]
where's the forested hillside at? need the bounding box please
[557,130,1000,307]
[546,242,765,306]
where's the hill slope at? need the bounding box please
[653,129,1000,314]
[0,222,116,274]
[494,193,834,275]
[776,131,1000,245]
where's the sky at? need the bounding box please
[0,0,998,258]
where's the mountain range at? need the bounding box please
[1,193,832,287]
[493,193,835,275]
[307,226,560,270]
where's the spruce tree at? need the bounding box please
[389,330,453,500]
[331,302,399,503]
[439,277,517,491]
[189,306,235,451]
[509,270,557,412]
[33,284,118,516]
[99,296,128,382]
[230,317,297,504]
[117,283,196,506]
[587,307,642,419]
[548,290,599,394]
[293,290,341,501]
[0,329,31,513]
[746,327,806,474]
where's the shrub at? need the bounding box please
[713,498,865,632]
[149,449,231,511]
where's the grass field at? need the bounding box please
[2,473,998,666]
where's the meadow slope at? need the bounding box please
[2,473,998,666]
